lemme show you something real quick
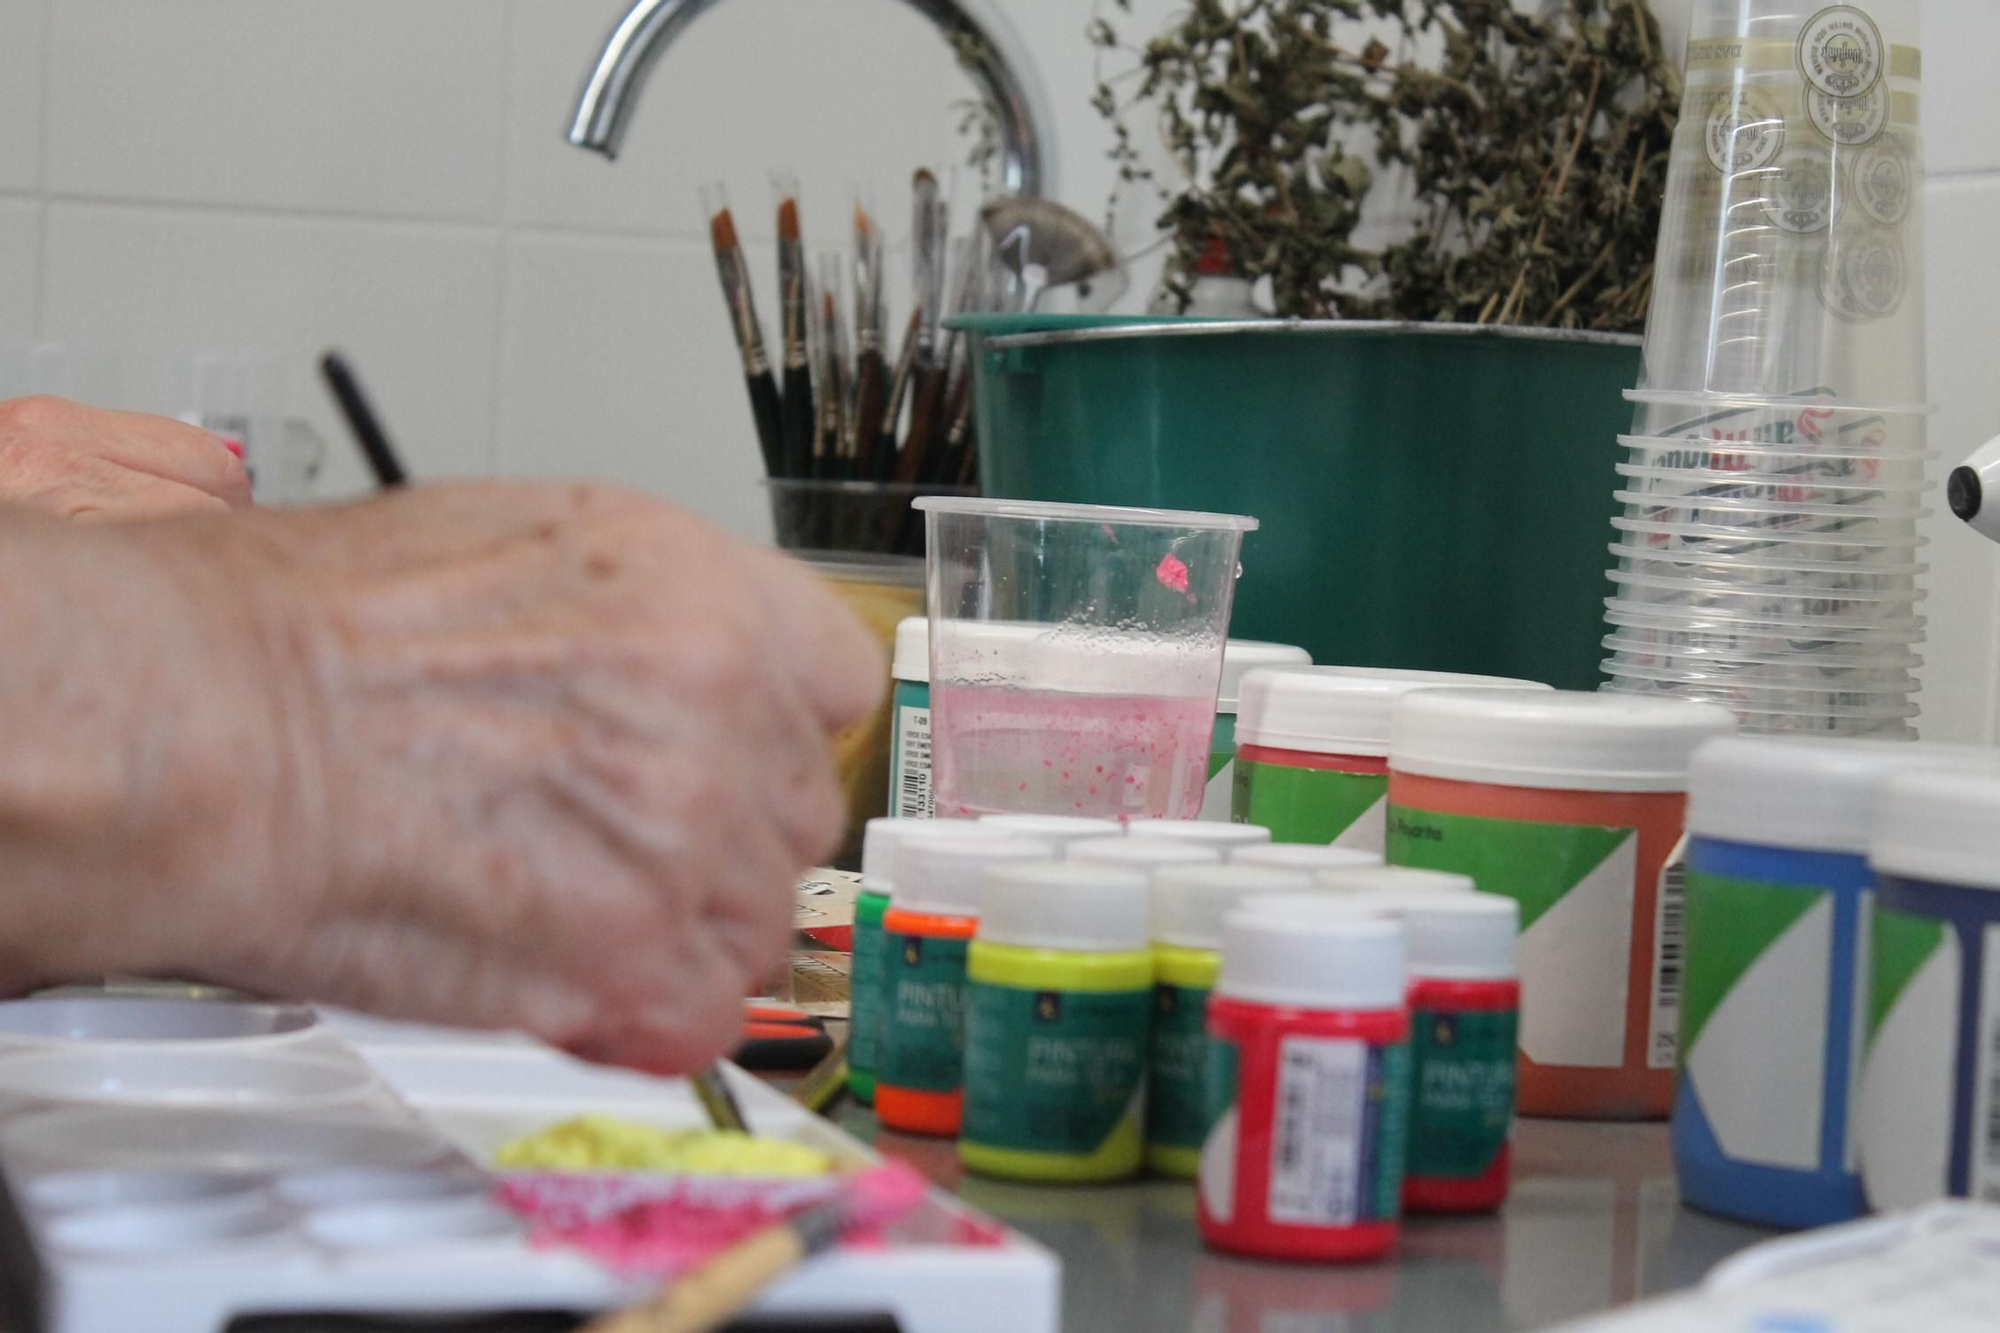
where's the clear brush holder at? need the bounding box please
[1641,1,1926,406]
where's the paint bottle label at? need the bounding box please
[1648,835,1690,1070]
[1408,1008,1516,1180]
[1149,982,1212,1151]
[1859,907,1957,1210]
[891,687,934,820]
[1233,760,1388,850]
[881,933,971,1093]
[1387,806,1639,1071]
[962,982,1149,1155]
[848,891,890,1091]
[1202,1032,1410,1226]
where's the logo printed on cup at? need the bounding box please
[1762,147,1837,235]
[1796,6,1886,99]
[1854,136,1912,226]
[1806,83,1887,147]
[1706,86,1786,174]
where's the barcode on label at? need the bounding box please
[1647,834,1689,1070]
[1267,1037,1365,1227]
[1974,926,2000,1203]
[895,707,933,819]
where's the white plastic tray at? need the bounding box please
[0,1000,1059,1333]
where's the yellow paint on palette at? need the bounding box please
[494,1115,833,1176]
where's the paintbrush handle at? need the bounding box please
[581,1226,808,1333]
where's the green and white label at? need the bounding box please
[1388,806,1637,1069]
[1859,907,1956,1211]
[848,907,887,1076]
[1681,870,1831,1170]
[880,932,970,1093]
[1199,1033,1243,1222]
[962,981,1149,1156]
[1973,927,2000,1204]
[1409,1008,1517,1180]
[1148,982,1212,1150]
[1236,759,1389,851]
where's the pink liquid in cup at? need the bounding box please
[930,684,1217,820]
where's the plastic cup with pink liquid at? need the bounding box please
[913,497,1259,822]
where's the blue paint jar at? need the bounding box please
[888,617,933,820]
[1676,738,1995,1229]
[1863,766,2000,1211]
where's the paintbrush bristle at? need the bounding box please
[854,204,875,238]
[710,209,740,253]
[777,198,800,241]
[912,168,936,192]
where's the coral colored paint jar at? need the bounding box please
[961,863,1155,1183]
[1200,902,1411,1262]
[1232,668,1551,853]
[1385,689,1735,1120]
[1146,864,1315,1179]
[1200,641,1312,820]
[877,833,1049,1138]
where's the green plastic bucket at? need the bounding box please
[967,318,1640,692]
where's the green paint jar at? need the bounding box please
[1200,641,1311,820]
[888,617,933,820]
[1233,667,1551,852]
[1146,864,1314,1178]
[961,862,1155,1183]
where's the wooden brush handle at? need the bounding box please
[582,1226,808,1333]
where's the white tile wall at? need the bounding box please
[0,1,47,192]
[0,0,1997,735]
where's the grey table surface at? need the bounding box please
[832,1110,1776,1333]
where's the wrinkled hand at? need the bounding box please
[0,395,252,520]
[1,482,881,1072]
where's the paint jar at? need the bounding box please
[1386,688,1735,1120]
[888,616,933,820]
[849,817,983,1106]
[1232,668,1552,853]
[1124,820,1273,857]
[1387,895,1520,1214]
[961,862,1155,1183]
[1232,844,1384,873]
[1200,903,1411,1262]
[877,833,1050,1137]
[1862,767,2000,1211]
[1147,864,1316,1179]
[1318,866,1477,899]
[1201,641,1313,820]
[1680,739,1998,1228]
[1067,836,1221,872]
[977,813,1122,852]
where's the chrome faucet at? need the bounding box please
[567,0,1049,197]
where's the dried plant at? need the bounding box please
[1091,0,1681,330]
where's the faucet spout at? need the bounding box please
[567,0,1048,197]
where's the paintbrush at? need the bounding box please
[847,201,888,482]
[688,1066,748,1133]
[772,174,814,480]
[578,1161,929,1333]
[890,171,950,485]
[874,308,921,481]
[815,251,851,481]
[700,183,784,479]
[980,196,1120,312]
[318,351,408,488]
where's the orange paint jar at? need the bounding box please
[876,832,1050,1137]
[1383,689,1735,1120]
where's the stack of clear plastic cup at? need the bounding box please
[1600,0,1929,737]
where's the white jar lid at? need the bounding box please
[1390,688,1736,792]
[978,814,1124,849]
[1316,865,1477,897]
[1218,900,1407,1009]
[894,834,1053,917]
[1690,737,2000,855]
[1216,641,1312,713]
[979,862,1152,951]
[1068,836,1222,871]
[1236,666,1552,757]
[1122,820,1273,852]
[1872,768,2000,890]
[858,817,989,889]
[1152,864,1316,951]
[1377,895,1518,981]
[892,616,928,683]
[1231,844,1385,872]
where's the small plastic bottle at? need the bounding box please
[1123,820,1273,857]
[960,862,1155,1182]
[1317,866,1478,898]
[1147,864,1314,1178]
[1067,836,1221,872]
[877,833,1049,1137]
[977,814,1123,852]
[1232,843,1383,873]
[1200,902,1411,1262]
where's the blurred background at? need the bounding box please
[0,0,1993,734]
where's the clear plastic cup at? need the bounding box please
[1614,461,1930,507]
[1609,542,1925,582]
[1604,599,1925,642]
[1602,634,1922,671]
[1624,393,1930,445]
[916,497,1258,821]
[1611,511,1924,550]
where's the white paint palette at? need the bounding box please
[0,998,1058,1333]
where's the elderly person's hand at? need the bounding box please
[0,482,882,1073]
[0,395,252,520]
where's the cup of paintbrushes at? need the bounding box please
[764,479,971,558]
